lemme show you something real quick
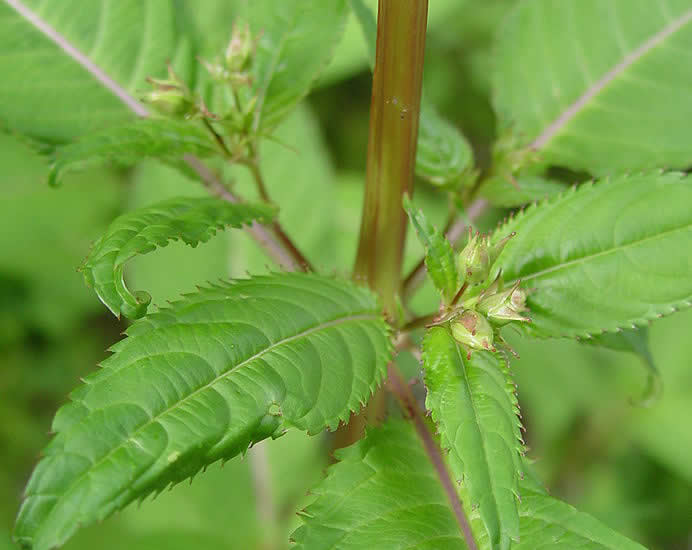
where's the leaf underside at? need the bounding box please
[480,176,567,208]
[81,197,276,319]
[423,327,523,550]
[494,0,692,174]
[491,171,692,339]
[293,419,646,550]
[15,273,392,550]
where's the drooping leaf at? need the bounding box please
[403,195,459,304]
[350,0,474,187]
[491,171,692,339]
[241,0,349,131]
[423,326,523,550]
[14,273,392,550]
[293,419,645,550]
[480,175,567,208]
[494,0,692,174]
[0,0,192,142]
[47,119,220,187]
[81,197,276,319]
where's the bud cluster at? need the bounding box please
[445,229,530,358]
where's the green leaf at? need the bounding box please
[491,171,692,339]
[423,327,523,550]
[403,195,459,304]
[479,176,566,208]
[47,119,220,187]
[350,0,474,187]
[14,273,392,550]
[81,197,275,319]
[293,419,645,549]
[494,0,692,174]
[242,0,349,131]
[0,0,191,142]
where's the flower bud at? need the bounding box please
[458,230,490,285]
[477,280,529,325]
[225,22,254,73]
[450,310,494,353]
[141,89,195,117]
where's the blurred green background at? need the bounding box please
[1,1,691,549]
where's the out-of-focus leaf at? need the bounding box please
[494,0,692,174]
[15,273,392,550]
[47,119,219,187]
[480,176,566,207]
[81,197,275,319]
[0,0,191,142]
[403,196,459,304]
[491,172,692,339]
[423,327,523,549]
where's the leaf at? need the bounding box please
[423,327,523,550]
[350,0,474,187]
[241,0,349,131]
[479,176,567,208]
[0,0,191,142]
[47,119,220,187]
[494,0,692,174]
[14,273,392,550]
[293,419,645,549]
[403,195,459,304]
[491,171,692,339]
[81,197,276,319]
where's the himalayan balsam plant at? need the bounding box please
[3,0,692,549]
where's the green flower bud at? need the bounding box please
[458,230,490,284]
[225,22,255,73]
[141,89,195,118]
[450,310,494,354]
[477,280,530,325]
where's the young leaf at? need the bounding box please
[494,0,692,174]
[350,0,474,187]
[423,326,523,550]
[14,273,392,550]
[479,176,566,208]
[81,197,276,319]
[293,419,645,550]
[242,0,349,131]
[492,171,692,339]
[0,0,191,142]
[48,119,220,187]
[403,195,459,304]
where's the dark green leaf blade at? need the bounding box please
[243,0,349,131]
[48,119,219,187]
[81,197,276,319]
[403,195,459,303]
[492,171,692,339]
[494,0,692,174]
[14,273,392,550]
[423,327,523,550]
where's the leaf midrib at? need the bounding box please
[506,222,691,285]
[32,312,380,510]
[530,8,692,150]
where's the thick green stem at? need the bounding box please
[354,0,428,316]
[334,0,429,450]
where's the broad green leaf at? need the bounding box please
[0,0,191,142]
[293,419,645,549]
[494,0,692,174]
[479,176,566,208]
[423,327,523,550]
[48,119,220,187]
[491,171,692,339]
[14,273,392,550]
[241,0,349,131]
[404,195,459,304]
[81,197,275,319]
[350,0,474,188]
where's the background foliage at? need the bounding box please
[1,1,691,549]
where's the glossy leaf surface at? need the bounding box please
[494,0,692,174]
[492,172,692,338]
[81,197,275,319]
[15,273,392,550]
[423,327,523,549]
